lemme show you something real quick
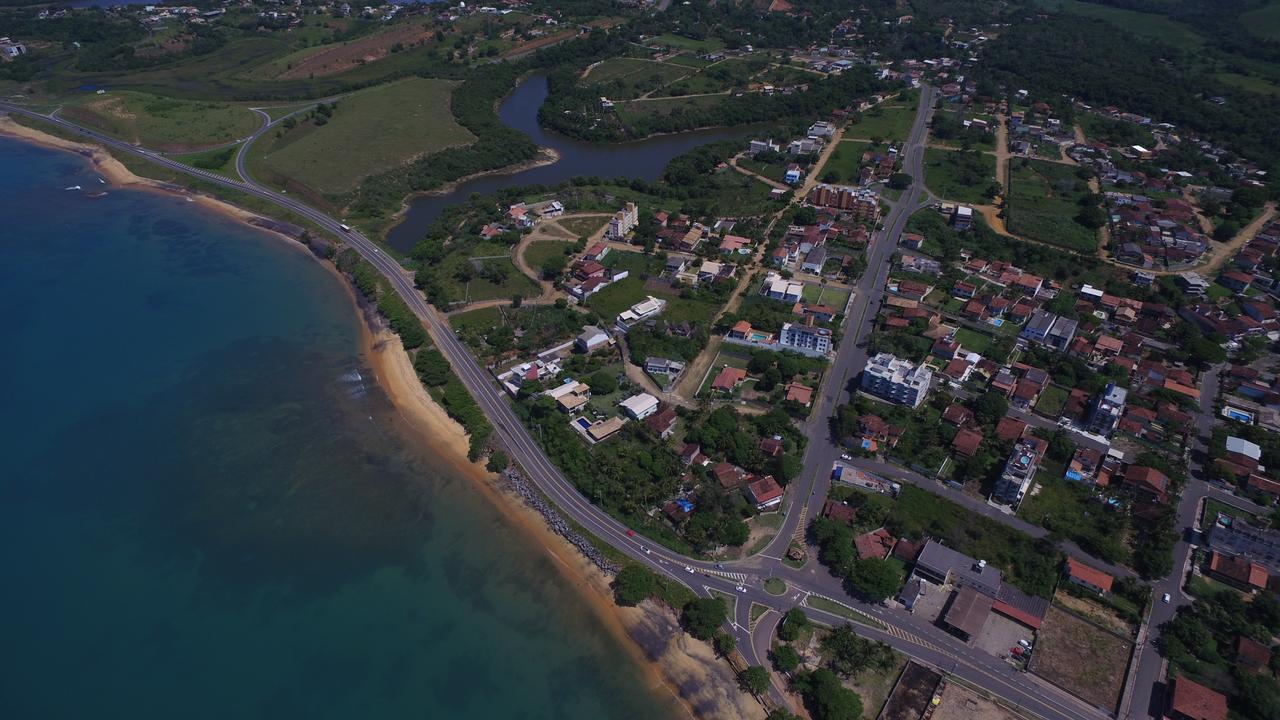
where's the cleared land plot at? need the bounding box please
[847,104,916,143]
[591,63,691,100]
[819,140,871,185]
[923,148,997,205]
[259,20,437,80]
[584,57,659,83]
[1034,384,1069,416]
[1035,0,1204,46]
[60,92,260,151]
[1242,1,1280,41]
[800,284,850,308]
[1215,72,1280,96]
[954,327,992,354]
[1006,159,1100,252]
[558,216,609,237]
[661,58,760,96]
[665,53,715,69]
[880,662,942,720]
[438,241,540,304]
[932,682,1026,720]
[522,240,573,274]
[614,93,727,122]
[649,33,725,52]
[1029,605,1130,712]
[252,78,472,194]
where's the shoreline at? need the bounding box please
[2,119,760,719]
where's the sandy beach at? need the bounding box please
[365,325,764,720]
[1,117,761,719]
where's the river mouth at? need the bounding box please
[385,73,760,253]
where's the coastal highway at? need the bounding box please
[1,100,1105,720]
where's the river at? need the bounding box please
[0,136,681,720]
[385,73,755,253]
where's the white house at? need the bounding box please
[575,325,610,353]
[762,272,805,303]
[616,296,666,331]
[619,392,659,420]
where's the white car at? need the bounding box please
[840,453,852,461]
[1162,593,1171,604]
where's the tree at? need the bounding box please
[846,557,901,601]
[777,607,811,642]
[772,644,801,673]
[820,624,894,677]
[740,666,770,695]
[414,349,452,386]
[486,451,508,473]
[682,597,727,640]
[767,711,801,720]
[822,170,841,183]
[888,172,912,190]
[973,392,1009,427]
[714,630,737,657]
[793,668,863,720]
[614,565,658,606]
[587,370,618,395]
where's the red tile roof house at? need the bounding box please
[1164,675,1227,720]
[747,475,785,510]
[1208,550,1269,592]
[785,382,815,406]
[952,428,984,458]
[1064,557,1114,595]
[760,436,785,457]
[713,461,748,489]
[942,403,972,426]
[1236,635,1273,674]
[644,406,678,439]
[855,527,897,559]
[822,499,857,526]
[995,416,1028,442]
[710,366,748,392]
[1124,465,1171,504]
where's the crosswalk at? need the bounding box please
[703,568,751,584]
[804,594,946,654]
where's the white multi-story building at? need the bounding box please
[861,353,932,408]
[779,323,833,357]
[606,202,638,240]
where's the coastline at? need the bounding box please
[364,326,763,720]
[2,119,761,720]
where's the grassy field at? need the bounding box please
[1019,475,1129,566]
[819,140,871,184]
[1214,71,1280,96]
[649,33,725,52]
[169,145,239,178]
[59,92,260,151]
[923,148,997,205]
[522,240,573,275]
[1242,1,1280,40]
[1006,159,1100,252]
[1029,606,1130,713]
[954,327,993,354]
[251,78,472,195]
[1034,385,1070,416]
[614,93,728,123]
[661,58,759,96]
[438,241,540,304]
[558,216,609,238]
[584,57,662,83]
[847,104,916,143]
[1035,0,1204,46]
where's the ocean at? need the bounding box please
[0,137,677,720]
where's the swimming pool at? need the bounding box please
[575,417,592,430]
[1222,407,1254,424]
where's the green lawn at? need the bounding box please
[59,91,260,151]
[819,140,870,185]
[169,145,239,178]
[954,327,992,354]
[558,216,608,238]
[1035,385,1070,416]
[1006,159,1101,252]
[846,104,916,143]
[739,157,787,183]
[251,78,473,195]
[649,33,726,52]
[1242,1,1280,41]
[584,57,657,83]
[923,148,998,205]
[1214,72,1280,96]
[522,240,573,275]
[614,93,727,123]
[806,596,885,629]
[1203,498,1265,527]
[1035,0,1204,46]
[1019,474,1130,566]
[438,241,540,304]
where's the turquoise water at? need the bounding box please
[0,138,676,720]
